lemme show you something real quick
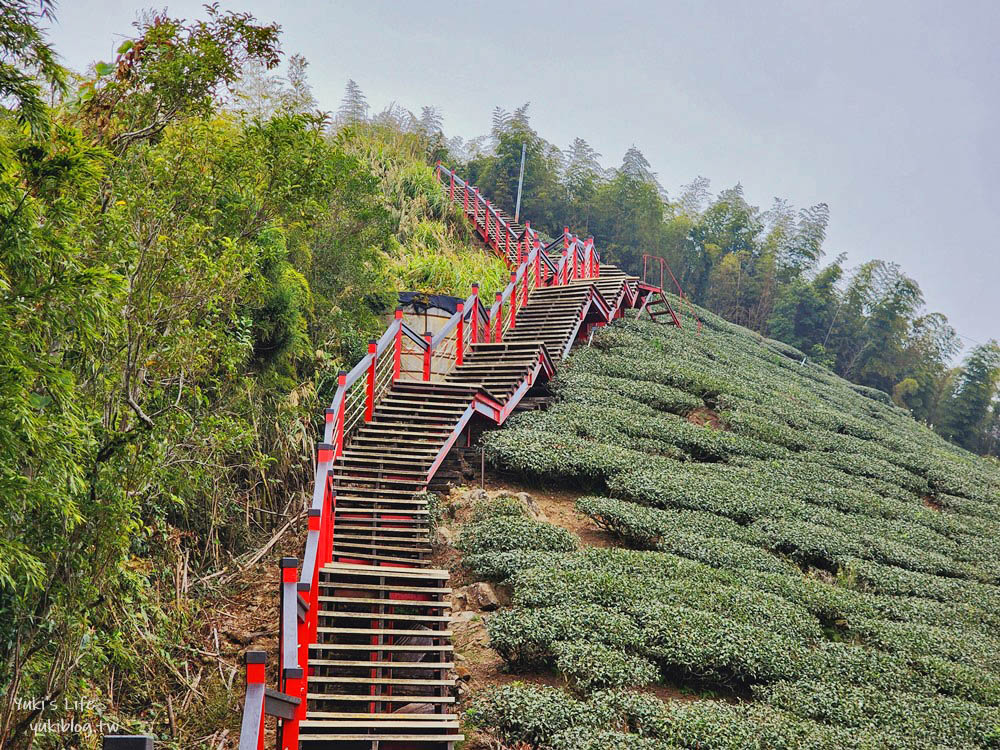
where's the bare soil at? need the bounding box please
[687,406,725,429]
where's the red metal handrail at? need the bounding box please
[236,164,661,748]
[642,253,701,332]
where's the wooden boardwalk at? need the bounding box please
[238,166,678,750]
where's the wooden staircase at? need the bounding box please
[238,164,684,750]
[297,280,627,748]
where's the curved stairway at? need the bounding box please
[239,166,681,750]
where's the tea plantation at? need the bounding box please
[464,300,1000,749]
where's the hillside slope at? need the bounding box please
[460,298,1000,749]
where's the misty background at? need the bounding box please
[46,0,999,354]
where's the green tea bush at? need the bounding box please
[467,296,1000,748]
[465,683,583,748]
[457,516,578,556]
[486,604,644,667]
[550,728,675,750]
[552,640,660,691]
[758,679,1000,748]
[470,493,529,522]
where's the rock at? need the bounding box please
[450,610,477,624]
[433,526,454,547]
[454,652,467,663]
[516,492,549,522]
[465,581,502,611]
[455,665,472,680]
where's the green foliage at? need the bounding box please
[0,6,517,745]
[552,640,660,691]
[469,310,1000,748]
[457,516,578,556]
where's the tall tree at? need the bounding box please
[337,78,368,123]
[285,53,316,114]
[941,342,1000,451]
[0,0,66,135]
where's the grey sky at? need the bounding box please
[47,0,999,355]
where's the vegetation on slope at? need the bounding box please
[0,6,502,747]
[467,302,1000,749]
[445,102,1000,455]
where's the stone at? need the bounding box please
[516,491,549,522]
[465,581,502,611]
[433,526,454,547]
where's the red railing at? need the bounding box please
[642,253,701,332]
[435,162,601,283]
[236,163,609,749]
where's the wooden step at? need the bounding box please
[332,541,435,555]
[300,734,463,743]
[319,582,450,594]
[322,562,448,578]
[317,627,452,637]
[335,494,429,504]
[319,595,448,608]
[309,676,456,687]
[318,612,452,624]
[309,644,452,652]
[329,535,431,549]
[329,550,431,566]
[306,693,454,704]
[308,660,454,669]
[301,719,460,728]
[307,711,458,722]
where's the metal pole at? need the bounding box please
[514,142,526,223]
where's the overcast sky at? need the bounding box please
[46,0,999,356]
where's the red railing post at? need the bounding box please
[505,226,511,259]
[364,339,376,422]
[470,283,479,344]
[509,271,518,329]
[456,302,465,366]
[534,239,541,287]
[423,332,432,380]
[522,261,529,306]
[318,443,334,562]
[392,309,403,380]
[335,370,346,458]
[245,652,266,750]
[474,189,480,230]
[279,558,302,750]
[449,170,455,201]
[493,292,502,342]
[485,200,492,248]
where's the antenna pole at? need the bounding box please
[514,142,526,223]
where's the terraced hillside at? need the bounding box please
[461,299,1000,749]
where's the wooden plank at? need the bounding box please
[321,562,447,577]
[318,595,448,607]
[305,712,458,720]
[318,613,451,623]
[308,676,456,686]
[332,541,434,554]
[299,720,460,729]
[309,643,453,652]
[308,660,454,669]
[316,627,452,636]
[306,693,454,704]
